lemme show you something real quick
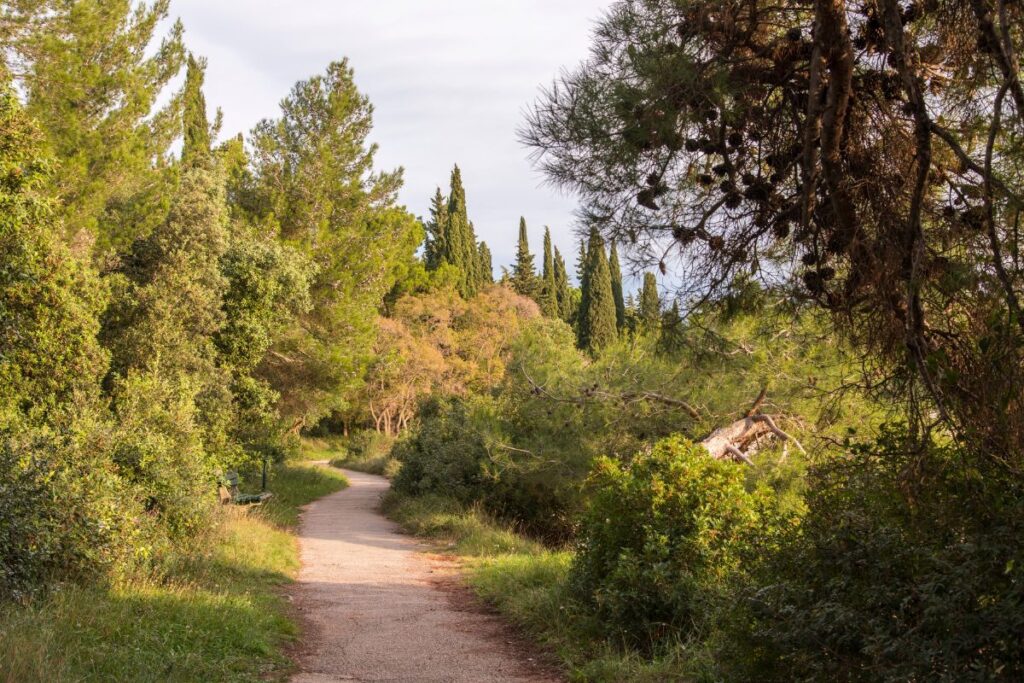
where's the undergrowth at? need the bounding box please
[0,460,347,683]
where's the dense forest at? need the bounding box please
[2,0,1024,680]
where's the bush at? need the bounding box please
[724,425,1024,681]
[391,397,491,503]
[0,422,139,602]
[571,436,770,649]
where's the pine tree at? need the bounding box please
[14,0,186,248]
[609,239,625,331]
[553,247,573,321]
[478,242,494,284]
[639,272,661,333]
[249,60,419,423]
[182,54,211,165]
[540,227,558,316]
[424,187,448,270]
[511,217,538,299]
[578,228,618,353]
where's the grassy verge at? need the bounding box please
[382,492,696,682]
[0,461,348,683]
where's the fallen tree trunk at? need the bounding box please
[701,414,805,464]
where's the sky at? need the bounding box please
[167,0,609,275]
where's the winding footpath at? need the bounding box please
[290,466,559,683]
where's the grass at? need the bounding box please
[382,491,699,682]
[0,460,348,683]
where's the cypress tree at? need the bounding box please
[182,54,211,165]
[639,272,661,333]
[553,247,572,321]
[659,300,685,354]
[576,238,588,286]
[424,187,447,270]
[467,220,482,289]
[511,217,538,299]
[446,166,477,296]
[478,241,493,284]
[609,239,625,331]
[540,227,558,316]
[578,228,618,353]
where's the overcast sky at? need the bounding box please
[167,1,608,276]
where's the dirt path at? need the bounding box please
[290,466,559,683]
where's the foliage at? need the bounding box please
[577,228,618,353]
[511,217,539,300]
[10,0,185,248]
[0,462,346,682]
[608,240,625,331]
[525,0,1024,466]
[638,272,660,333]
[724,427,1024,681]
[357,285,541,433]
[391,397,494,504]
[248,60,421,427]
[540,226,558,317]
[572,437,772,648]
[0,86,107,429]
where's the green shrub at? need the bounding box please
[724,425,1024,681]
[571,436,769,649]
[0,422,139,602]
[391,397,491,503]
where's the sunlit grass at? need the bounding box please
[0,460,347,683]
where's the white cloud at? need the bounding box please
[166,0,608,272]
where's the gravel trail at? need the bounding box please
[290,466,558,683]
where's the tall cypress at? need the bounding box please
[446,166,477,296]
[578,228,618,353]
[609,239,625,331]
[576,238,588,286]
[478,241,493,284]
[540,227,558,316]
[182,54,211,165]
[659,300,685,354]
[511,217,538,299]
[553,247,572,321]
[639,272,661,333]
[467,220,482,289]
[424,187,448,270]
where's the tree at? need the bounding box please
[443,165,480,297]
[553,247,573,322]
[608,240,625,331]
[511,217,538,299]
[478,241,494,284]
[182,54,211,165]
[540,227,559,317]
[424,188,447,270]
[249,60,419,427]
[0,86,107,429]
[11,0,186,248]
[525,0,1024,461]
[578,228,618,353]
[638,273,661,333]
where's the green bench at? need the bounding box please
[218,471,273,506]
